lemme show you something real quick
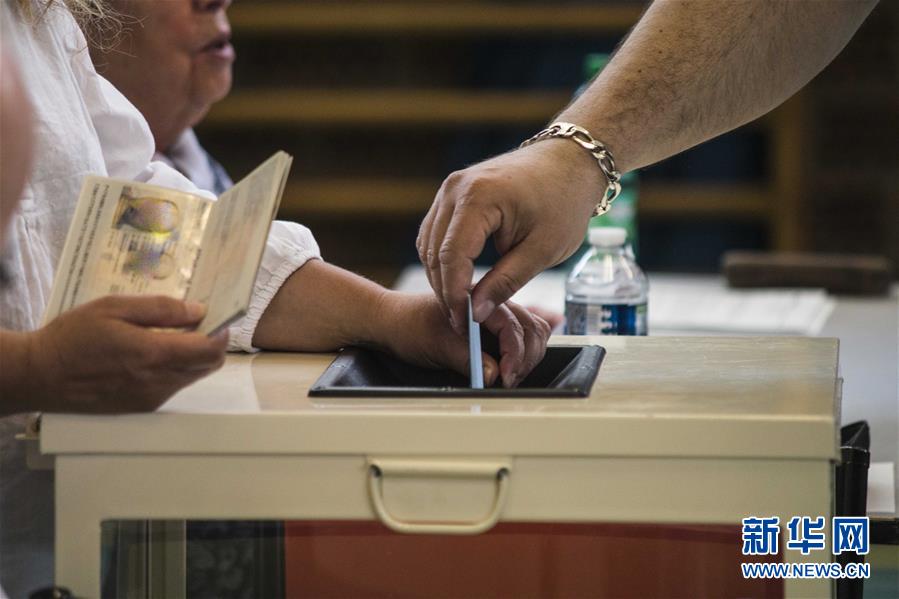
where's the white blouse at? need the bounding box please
[0,1,318,593]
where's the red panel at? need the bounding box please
[283,521,783,598]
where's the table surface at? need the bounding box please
[41,335,839,462]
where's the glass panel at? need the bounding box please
[100,521,283,599]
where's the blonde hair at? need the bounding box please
[16,0,122,46]
[17,0,105,20]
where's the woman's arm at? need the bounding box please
[252,260,551,388]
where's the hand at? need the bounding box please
[377,292,551,388]
[525,306,564,332]
[27,296,228,414]
[416,139,605,331]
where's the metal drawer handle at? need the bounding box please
[366,458,511,535]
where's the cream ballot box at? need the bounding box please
[42,336,840,598]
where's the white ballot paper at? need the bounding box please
[43,151,293,335]
[468,294,484,388]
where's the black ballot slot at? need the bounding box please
[308,345,605,398]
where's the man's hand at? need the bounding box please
[25,296,228,414]
[417,139,605,331]
[377,292,551,388]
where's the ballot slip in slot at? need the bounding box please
[468,294,484,389]
[307,345,606,398]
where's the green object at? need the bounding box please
[583,53,610,82]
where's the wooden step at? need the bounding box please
[204,89,572,126]
[230,2,644,36]
[277,179,771,220]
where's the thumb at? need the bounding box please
[439,333,499,386]
[101,295,207,328]
[471,243,546,323]
[480,354,500,387]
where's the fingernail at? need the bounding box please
[500,364,517,388]
[500,373,513,388]
[484,363,496,384]
[472,299,495,323]
[185,301,207,320]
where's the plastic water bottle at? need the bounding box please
[564,227,648,335]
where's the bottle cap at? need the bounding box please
[589,227,627,247]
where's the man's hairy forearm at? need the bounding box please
[561,0,877,173]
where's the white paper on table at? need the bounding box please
[394,267,835,336]
[648,276,836,335]
[867,462,897,515]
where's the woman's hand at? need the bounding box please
[247,259,550,386]
[1,295,228,415]
[375,292,551,388]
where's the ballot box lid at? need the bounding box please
[41,336,840,460]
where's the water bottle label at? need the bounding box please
[564,301,647,336]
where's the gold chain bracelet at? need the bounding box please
[520,122,622,216]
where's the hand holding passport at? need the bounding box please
[42,152,292,335]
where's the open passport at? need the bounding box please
[42,151,293,335]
